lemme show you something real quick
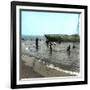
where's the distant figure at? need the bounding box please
[52,42,56,48]
[53,42,56,46]
[46,40,49,47]
[72,44,76,49]
[67,45,71,51]
[36,38,39,50]
[67,45,71,56]
[49,42,52,55]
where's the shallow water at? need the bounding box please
[21,40,80,73]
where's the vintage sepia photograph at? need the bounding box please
[11,1,87,89]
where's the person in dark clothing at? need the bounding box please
[67,45,71,56]
[67,45,71,51]
[36,38,39,50]
[72,44,76,49]
[46,40,49,47]
[49,42,52,55]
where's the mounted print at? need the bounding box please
[11,1,88,89]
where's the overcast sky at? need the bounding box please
[21,11,80,35]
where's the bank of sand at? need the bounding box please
[20,55,76,79]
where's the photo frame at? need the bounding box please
[11,1,88,89]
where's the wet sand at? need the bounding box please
[20,55,76,79]
[20,60,43,79]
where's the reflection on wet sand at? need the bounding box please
[21,38,80,79]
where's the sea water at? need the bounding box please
[21,35,80,74]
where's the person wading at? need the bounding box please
[36,38,39,50]
[67,45,71,56]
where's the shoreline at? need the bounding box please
[20,55,78,79]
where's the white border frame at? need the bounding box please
[16,5,85,85]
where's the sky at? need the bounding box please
[21,11,80,36]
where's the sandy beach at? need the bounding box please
[20,38,80,79]
[20,60,43,79]
[20,55,76,79]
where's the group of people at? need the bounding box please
[67,44,76,51]
[35,38,76,55]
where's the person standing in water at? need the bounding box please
[49,42,53,55]
[36,38,39,50]
[67,45,70,51]
[67,45,71,56]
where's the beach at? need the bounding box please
[20,60,43,79]
[20,37,80,79]
[20,54,77,79]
